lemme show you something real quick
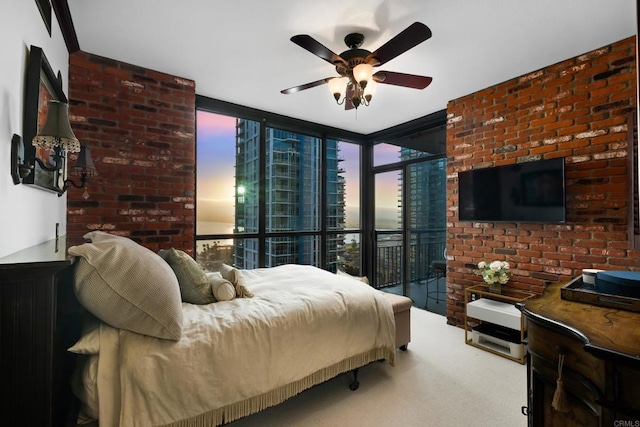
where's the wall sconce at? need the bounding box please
[11,100,97,197]
[65,144,97,199]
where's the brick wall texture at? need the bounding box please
[446,36,638,326]
[66,51,196,254]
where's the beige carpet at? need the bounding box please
[228,308,528,427]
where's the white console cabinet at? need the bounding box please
[464,284,534,364]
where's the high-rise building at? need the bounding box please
[401,148,447,282]
[233,119,345,270]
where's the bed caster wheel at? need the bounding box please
[399,345,408,351]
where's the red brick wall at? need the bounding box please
[446,37,638,326]
[66,52,196,254]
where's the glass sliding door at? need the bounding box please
[374,170,403,290]
[407,158,447,313]
[371,135,447,314]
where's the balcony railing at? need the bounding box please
[373,228,446,289]
[195,228,445,288]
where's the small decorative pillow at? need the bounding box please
[68,231,183,341]
[220,263,254,298]
[336,269,370,284]
[206,272,236,301]
[158,248,215,305]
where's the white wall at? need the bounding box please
[0,1,69,258]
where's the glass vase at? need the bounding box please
[487,281,502,294]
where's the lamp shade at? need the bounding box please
[71,145,98,177]
[328,77,347,97]
[363,79,377,101]
[32,100,80,153]
[353,63,373,85]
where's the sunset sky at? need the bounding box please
[196,110,402,232]
[196,111,237,226]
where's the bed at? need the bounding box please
[67,232,396,426]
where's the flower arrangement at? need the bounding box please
[475,260,511,290]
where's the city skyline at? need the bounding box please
[196,110,408,234]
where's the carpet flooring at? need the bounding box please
[228,307,528,427]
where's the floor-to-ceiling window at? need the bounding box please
[195,96,446,314]
[370,126,447,314]
[374,169,403,288]
[195,107,362,274]
[329,140,360,275]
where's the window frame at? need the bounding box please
[195,95,447,276]
[196,96,365,271]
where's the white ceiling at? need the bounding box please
[66,0,637,135]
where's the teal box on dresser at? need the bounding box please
[596,271,640,298]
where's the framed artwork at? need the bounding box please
[35,0,52,36]
[22,45,68,194]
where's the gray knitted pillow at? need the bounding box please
[69,231,183,341]
[159,248,215,305]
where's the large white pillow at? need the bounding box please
[68,231,183,341]
[67,314,101,354]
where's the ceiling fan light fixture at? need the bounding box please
[328,77,347,102]
[353,63,373,88]
[363,79,377,103]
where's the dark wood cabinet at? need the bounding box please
[0,238,83,427]
[518,283,640,426]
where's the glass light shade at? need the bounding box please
[363,79,377,98]
[353,63,373,85]
[32,100,80,153]
[362,79,378,103]
[327,77,347,97]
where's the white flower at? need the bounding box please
[483,271,498,283]
[489,260,502,271]
[475,259,512,286]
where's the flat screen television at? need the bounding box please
[458,158,566,222]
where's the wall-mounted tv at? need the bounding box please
[458,158,566,223]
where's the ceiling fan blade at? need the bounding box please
[281,78,332,95]
[366,22,432,66]
[373,71,433,89]
[290,35,347,66]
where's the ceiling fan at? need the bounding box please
[281,22,433,110]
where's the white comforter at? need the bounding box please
[94,264,396,426]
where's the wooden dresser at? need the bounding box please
[518,283,640,426]
[0,238,83,427]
